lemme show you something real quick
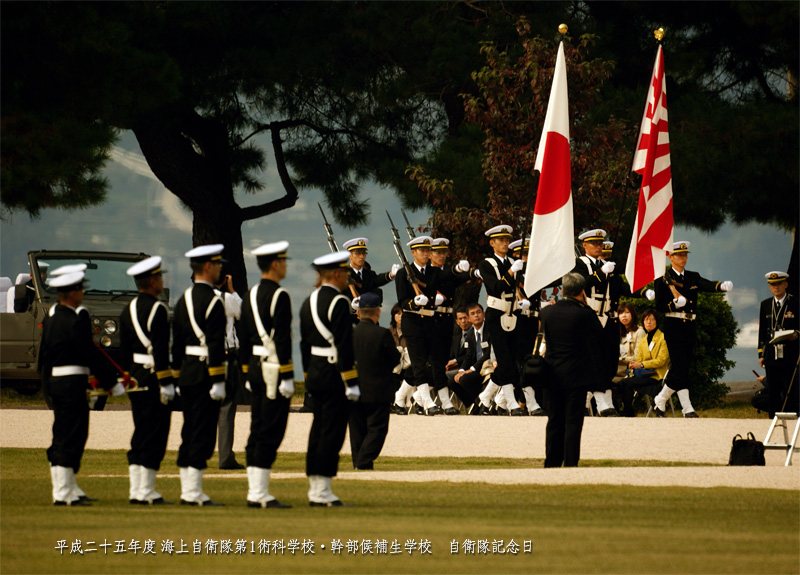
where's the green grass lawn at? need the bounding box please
[1,448,797,574]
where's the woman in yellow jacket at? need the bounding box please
[620,308,670,416]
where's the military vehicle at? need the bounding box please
[0,250,164,396]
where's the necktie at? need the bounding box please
[776,299,782,312]
[475,332,482,362]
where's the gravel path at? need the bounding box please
[3,409,798,490]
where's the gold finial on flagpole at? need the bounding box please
[654,27,665,42]
[558,23,568,36]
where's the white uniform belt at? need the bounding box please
[434,306,454,314]
[51,365,90,377]
[185,345,208,356]
[133,353,154,366]
[519,309,539,318]
[252,345,270,358]
[665,311,696,321]
[486,295,513,313]
[311,345,335,357]
[406,309,435,317]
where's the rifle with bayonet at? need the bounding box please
[401,209,416,241]
[318,203,359,300]
[387,211,423,296]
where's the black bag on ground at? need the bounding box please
[728,432,766,466]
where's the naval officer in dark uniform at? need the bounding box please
[172,244,228,505]
[343,237,399,310]
[238,241,294,508]
[349,292,401,469]
[119,256,174,505]
[758,271,799,417]
[394,236,446,415]
[652,241,733,417]
[300,250,361,506]
[477,225,527,415]
[39,271,123,505]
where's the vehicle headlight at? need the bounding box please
[100,336,112,347]
[103,319,117,334]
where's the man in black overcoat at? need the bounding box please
[540,272,604,467]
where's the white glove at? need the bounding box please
[209,382,226,401]
[160,384,175,405]
[540,300,554,308]
[601,261,616,275]
[473,269,482,280]
[346,385,361,402]
[720,281,733,292]
[110,382,126,397]
[244,380,252,392]
[516,299,531,311]
[278,378,295,399]
[455,260,470,273]
[645,289,655,301]
[88,395,99,410]
[175,386,181,396]
[434,293,445,306]
[510,260,524,273]
[414,294,429,307]
[673,296,687,309]
[390,263,401,278]
[351,297,360,311]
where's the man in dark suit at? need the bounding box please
[300,250,361,506]
[172,244,228,506]
[540,272,604,467]
[451,303,491,411]
[758,271,798,417]
[349,293,401,470]
[446,307,473,384]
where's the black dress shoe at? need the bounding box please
[494,407,509,416]
[54,499,91,506]
[685,411,699,418]
[78,495,98,502]
[444,407,460,415]
[479,404,493,415]
[309,500,346,507]
[509,407,527,416]
[530,408,547,416]
[130,499,144,505]
[248,499,292,508]
[599,408,620,417]
[425,405,443,416]
[390,404,407,415]
[180,499,225,506]
[653,407,666,418]
[220,461,245,470]
[144,497,174,505]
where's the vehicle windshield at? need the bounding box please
[35,256,139,295]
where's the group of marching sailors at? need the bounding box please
[42,219,773,506]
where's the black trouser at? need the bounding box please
[217,351,242,466]
[401,313,442,387]
[46,375,89,472]
[127,373,171,470]
[245,374,290,469]
[766,358,800,416]
[484,309,518,387]
[544,385,587,468]
[515,314,539,388]
[661,319,695,391]
[619,376,661,416]
[432,315,455,391]
[305,388,350,477]
[588,319,619,392]
[348,402,391,469]
[449,370,485,407]
[176,382,221,470]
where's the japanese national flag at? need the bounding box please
[625,45,674,293]
[524,42,574,296]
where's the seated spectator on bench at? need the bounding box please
[614,302,646,385]
[619,308,670,417]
